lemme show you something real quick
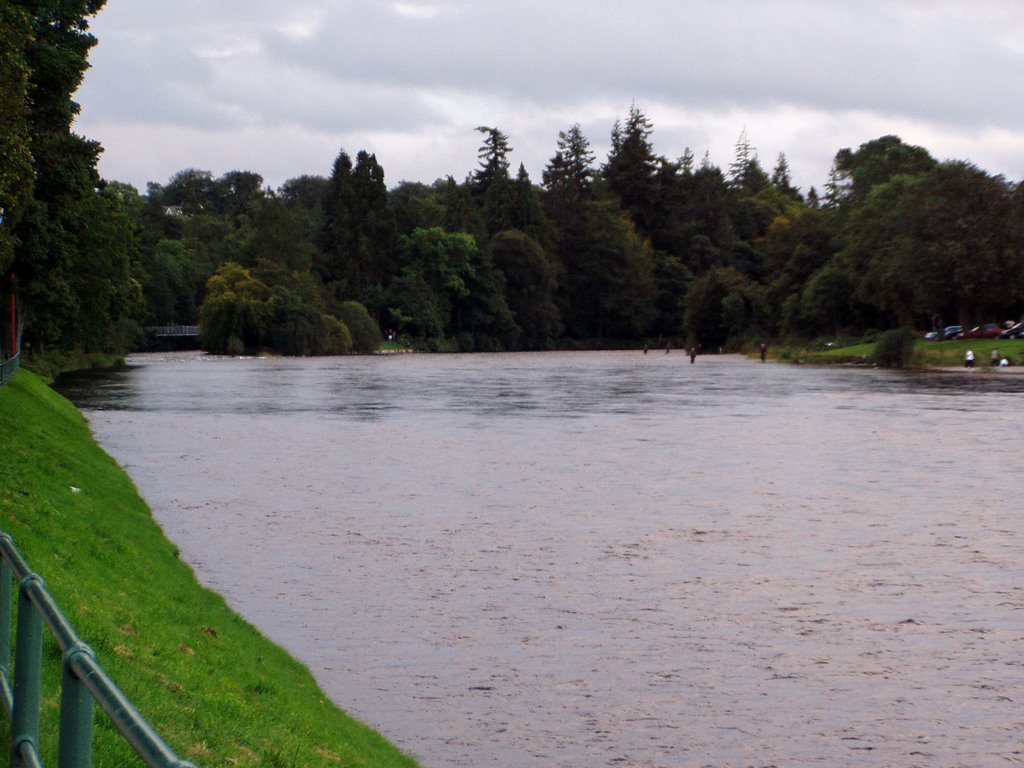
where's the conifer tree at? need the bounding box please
[604,103,659,232]
[318,149,396,305]
[472,126,513,196]
[771,152,801,201]
[542,124,596,225]
[727,128,770,195]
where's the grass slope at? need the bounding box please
[0,370,419,768]
[776,338,1024,367]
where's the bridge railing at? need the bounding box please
[0,533,198,768]
[144,326,199,338]
[0,355,19,389]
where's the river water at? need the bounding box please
[58,351,1024,767]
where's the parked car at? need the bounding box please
[971,324,1005,339]
[999,322,1024,339]
[924,330,941,341]
[956,324,1001,339]
[943,325,962,340]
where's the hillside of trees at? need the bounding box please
[3,3,1024,360]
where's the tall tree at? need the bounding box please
[604,103,659,234]
[543,123,596,227]
[153,169,217,215]
[318,149,397,306]
[0,3,34,277]
[473,126,515,236]
[214,170,266,218]
[728,128,770,195]
[490,229,561,348]
[842,161,1023,326]
[278,174,328,241]
[771,152,801,201]
[832,134,936,208]
[509,164,553,248]
[10,0,127,352]
[472,126,513,195]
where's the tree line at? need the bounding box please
[3,2,1024,359]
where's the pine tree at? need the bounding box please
[542,124,595,223]
[604,103,659,233]
[679,148,695,177]
[728,128,754,187]
[823,160,850,210]
[771,152,801,201]
[472,126,512,196]
[727,128,770,195]
[318,149,397,303]
[471,127,516,237]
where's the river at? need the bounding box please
[57,351,1024,767]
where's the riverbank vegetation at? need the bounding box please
[0,369,419,767]
[772,337,1024,368]
[2,2,1024,364]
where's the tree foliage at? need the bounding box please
[9,20,1023,366]
[0,3,34,277]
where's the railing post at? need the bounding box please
[0,558,12,716]
[11,576,43,768]
[58,644,95,768]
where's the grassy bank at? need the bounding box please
[772,337,1024,367]
[21,350,129,382]
[0,370,418,767]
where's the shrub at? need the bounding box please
[335,301,381,353]
[322,315,353,355]
[871,327,917,368]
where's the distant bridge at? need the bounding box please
[145,325,199,338]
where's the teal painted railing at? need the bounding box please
[0,533,198,768]
[0,355,18,389]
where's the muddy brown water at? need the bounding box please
[58,351,1024,767]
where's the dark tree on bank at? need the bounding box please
[490,229,561,348]
[472,126,516,236]
[842,161,1024,326]
[771,152,802,201]
[543,124,596,226]
[0,4,34,282]
[727,129,770,196]
[832,134,937,208]
[318,149,397,309]
[8,0,145,353]
[604,104,659,234]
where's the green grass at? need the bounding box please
[0,370,419,768]
[21,350,128,382]
[769,337,1024,367]
[909,338,1024,367]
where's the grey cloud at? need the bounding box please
[260,0,1022,129]
[86,0,1024,135]
[76,0,1024,189]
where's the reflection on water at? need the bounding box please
[59,352,1024,767]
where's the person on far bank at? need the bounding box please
[760,342,767,362]
[965,349,975,368]
[991,349,999,366]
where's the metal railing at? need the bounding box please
[0,355,18,389]
[144,326,199,338]
[0,533,198,768]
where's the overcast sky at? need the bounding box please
[73,0,1024,195]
